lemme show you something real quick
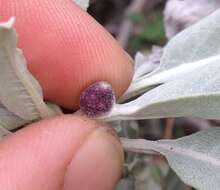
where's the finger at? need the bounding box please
[0,0,133,109]
[0,115,123,190]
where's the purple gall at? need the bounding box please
[80,81,115,117]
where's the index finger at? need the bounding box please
[0,0,133,109]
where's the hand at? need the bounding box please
[0,1,133,190]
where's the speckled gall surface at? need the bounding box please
[80,82,115,117]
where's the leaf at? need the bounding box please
[0,18,52,121]
[116,178,135,190]
[101,9,220,121]
[0,103,28,130]
[121,127,220,190]
[73,0,90,10]
[133,47,162,81]
[0,125,12,139]
[156,9,220,73]
[122,9,220,101]
[102,60,220,121]
[120,47,162,101]
[46,102,63,116]
[134,52,147,71]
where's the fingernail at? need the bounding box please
[80,81,116,117]
[63,126,124,190]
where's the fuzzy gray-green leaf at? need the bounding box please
[122,128,220,190]
[46,102,63,116]
[0,104,28,130]
[102,9,220,121]
[122,9,220,100]
[0,125,12,139]
[73,0,89,10]
[103,60,220,120]
[0,18,52,121]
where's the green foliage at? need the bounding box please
[130,11,166,50]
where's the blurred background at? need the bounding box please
[87,0,220,189]
[88,0,166,55]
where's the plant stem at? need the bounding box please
[120,137,160,155]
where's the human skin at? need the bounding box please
[0,0,133,109]
[0,1,133,190]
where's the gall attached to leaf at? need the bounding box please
[80,81,115,117]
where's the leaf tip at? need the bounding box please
[0,17,16,29]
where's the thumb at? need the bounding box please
[0,0,133,109]
[0,115,123,190]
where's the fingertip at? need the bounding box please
[64,127,124,190]
[0,115,123,190]
[0,0,134,109]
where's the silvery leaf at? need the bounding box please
[102,59,220,121]
[132,47,162,81]
[101,9,220,121]
[0,104,28,130]
[121,127,220,190]
[46,102,63,116]
[116,178,135,190]
[73,0,90,10]
[0,102,60,132]
[122,9,220,101]
[121,47,162,101]
[0,18,53,121]
[0,125,12,139]
[134,52,147,71]
[157,8,220,72]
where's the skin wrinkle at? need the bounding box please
[0,1,132,189]
[60,124,99,189]
[0,0,133,109]
[0,115,96,189]
[0,116,123,188]
[62,125,124,190]
[60,121,124,190]
[61,117,95,165]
